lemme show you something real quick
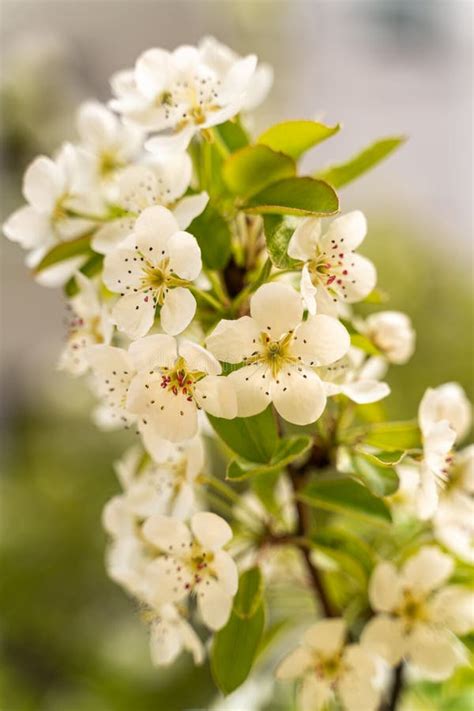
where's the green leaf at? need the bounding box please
[350,452,400,497]
[313,526,376,573]
[64,252,104,297]
[34,233,93,273]
[310,542,368,588]
[227,435,312,480]
[258,120,340,160]
[214,119,250,152]
[233,567,264,618]
[188,202,232,270]
[315,136,406,188]
[208,407,279,464]
[211,568,265,695]
[243,177,339,217]
[263,215,300,269]
[298,476,392,523]
[350,421,422,451]
[223,144,295,199]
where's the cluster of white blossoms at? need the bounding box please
[4,35,473,710]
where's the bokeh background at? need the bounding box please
[1,1,473,710]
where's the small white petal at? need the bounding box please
[23,155,63,212]
[250,282,303,338]
[401,546,454,595]
[191,511,232,551]
[300,263,317,315]
[213,551,239,596]
[303,618,346,656]
[3,206,51,249]
[293,315,350,367]
[273,368,326,426]
[320,211,367,252]
[112,292,156,339]
[128,334,177,371]
[360,615,405,667]
[179,340,221,375]
[287,217,321,261]
[368,562,402,612]
[276,647,313,680]
[194,375,237,419]
[300,676,332,711]
[143,514,192,551]
[149,617,183,666]
[172,192,209,230]
[167,231,201,280]
[228,364,272,418]
[145,125,195,156]
[429,585,474,635]
[198,578,233,631]
[341,380,390,404]
[160,287,196,335]
[406,625,466,681]
[206,316,261,364]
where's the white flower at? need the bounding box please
[126,334,237,442]
[109,43,257,153]
[419,383,472,443]
[76,100,143,184]
[433,445,474,564]
[361,311,416,364]
[142,511,238,630]
[198,36,273,112]
[103,205,202,338]
[362,546,473,681]
[318,347,390,404]
[115,437,205,520]
[287,211,377,316]
[148,602,204,667]
[3,143,99,275]
[206,282,350,425]
[58,273,113,376]
[276,619,381,711]
[92,159,208,254]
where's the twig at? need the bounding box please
[383,663,404,711]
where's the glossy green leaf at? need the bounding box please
[34,233,93,273]
[298,476,392,523]
[64,252,104,297]
[258,120,340,160]
[313,526,376,573]
[208,407,279,464]
[350,452,400,497]
[223,144,295,198]
[188,202,232,270]
[243,177,339,217]
[351,420,422,451]
[227,435,312,480]
[211,568,265,695]
[214,119,250,152]
[310,542,368,588]
[263,215,300,269]
[315,136,406,188]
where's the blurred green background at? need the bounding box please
[1,1,472,710]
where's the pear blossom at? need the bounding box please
[126,334,236,442]
[76,100,143,185]
[114,436,205,520]
[287,211,377,316]
[148,602,204,667]
[362,546,473,681]
[91,160,208,254]
[419,382,472,443]
[206,282,350,425]
[198,36,273,112]
[3,143,100,278]
[58,272,113,376]
[360,310,416,364]
[103,205,202,338]
[142,511,238,631]
[110,42,258,153]
[318,346,390,404]
[276,619,382,711]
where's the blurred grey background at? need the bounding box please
[0,3,473,711]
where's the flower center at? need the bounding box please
[245,332,298,378]
[397,589,428,628]
[307,239,355,301]
[313,651,343,682]
[159,357,206,401]
[99,150,124,177]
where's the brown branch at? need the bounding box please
[383,663,404,711]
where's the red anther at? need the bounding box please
[343,270,348,275]
[172,386,178,395]
[144,296,149,302]
[339,253,344,258]
[187,396,193,402]
[327,275,336,285]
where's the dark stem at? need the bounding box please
[289,463,336,618]
[383,663,404,711]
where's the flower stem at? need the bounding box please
[384,663,404,711]
[288,464,336,618]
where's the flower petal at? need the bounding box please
[250,282,303,338]
[160,287,196,335]
[128,334,177,371]
[194,375,237,419]
[320,210,367,252]
[341,380,390,404]
[287,217,321,261]
[143,513,192,551]
[272,368,326,426]
[23,155,63,212]
[206,316,261,364]
[213,550,238,596]
[172,192,209,230]
[191,511,233,551]
[197,578,233,631]
[368,562,402,613]
[149,616,183,666]
[103,247,144,292]
[406,625,466,681]
[292,315,350,367]
[300,676,332,711]
[402,546,454,595]
[167,231,201,280]
[429,585,474,635]
[276,647,313,680]
[112,292,156,339]
[303,618,346,656]
[3,206,51,249]
[135,48,172,99]
[300,263,317,315]
[360,615,405,666]
[145,125,195,156]
[135,205,180,260]
[179,340,221,375]
[228,364,272,417]
[77,101,117,149]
